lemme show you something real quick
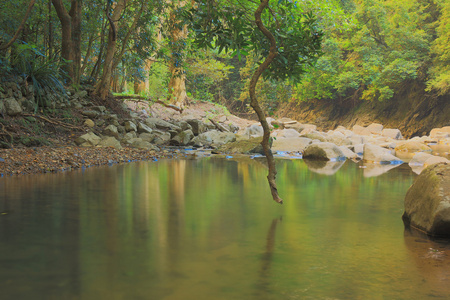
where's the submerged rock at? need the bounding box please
[403,163,450,238]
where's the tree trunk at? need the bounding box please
[94,0,126,100]
[52,0,74,80]
[167,2,188,108]
[51,0,82,84]
[250,0,282,204]
[0,0,36,50]
[69,0,82,86]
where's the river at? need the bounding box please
[1,157,449,299]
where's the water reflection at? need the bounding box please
[256,217,282,299]
[304,159,345,175]
[403,229,450,296]
[0,158,449,299]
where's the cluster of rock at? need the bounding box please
[258,118,449,174]
[0,78,72,115]
[73,97,240,151]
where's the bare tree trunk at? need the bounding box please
[0,0,36,50]
[94,0,126,100]
[250,0,282,204]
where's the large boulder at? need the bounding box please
[137,122,153,134]
[152,131,172,145]
[145,117,182,132]
[338,146,359,160]
[98,137,122,150]
[103,124,119,137]
[395,141,432,153]
[244,124,264,138]
[403,163,450,237]
[430,126,450,139]
[4,98,23,116]
[124,121,137,132]
[272,137,312,152]
[363,144,403,164]
[275,129,301,139]
[74,132,101,147]
[216,137,264,155]
[326,131,351,146]
[303,131,327,142]
[303,142,346,161]
[128,138,158,150]
[381,128,403,140]
[191,130,236,147]
[171,130,194,146]
[352,125,371,136]
[366,123,383,135]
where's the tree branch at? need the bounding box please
[249,0,282,204]
[0,0,36,50]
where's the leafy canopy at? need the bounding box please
[184,0,323,83]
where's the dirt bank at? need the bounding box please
[275,80,450,138]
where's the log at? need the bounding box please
[209,118,230,132]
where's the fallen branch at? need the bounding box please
[209,118,230,132]
[115,95,183,113]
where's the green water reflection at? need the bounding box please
[0,158,449,300]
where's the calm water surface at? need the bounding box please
[1,157,449,300]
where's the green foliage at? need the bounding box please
[185,0,323,83]
[426,0,450,95]
[185,50,234,102]
[294,0,435,102]
[147,62,170,99]
[9,44,65,111]
[238,54,293,112]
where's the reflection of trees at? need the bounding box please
[167,160,186,273]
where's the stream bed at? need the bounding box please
[1,157,449,299]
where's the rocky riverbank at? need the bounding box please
[1,86,450,177]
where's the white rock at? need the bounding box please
[381,128,403,140]
[363,143,403,164]
[272,137,312,152]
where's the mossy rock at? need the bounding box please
[403,163,450,238]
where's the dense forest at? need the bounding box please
[0,0,449,124]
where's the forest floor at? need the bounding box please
[0,98,254,177]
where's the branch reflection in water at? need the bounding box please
[255,217,282,299]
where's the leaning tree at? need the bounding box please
[185,0,323,203]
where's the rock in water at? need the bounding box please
[403,163,450,238]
